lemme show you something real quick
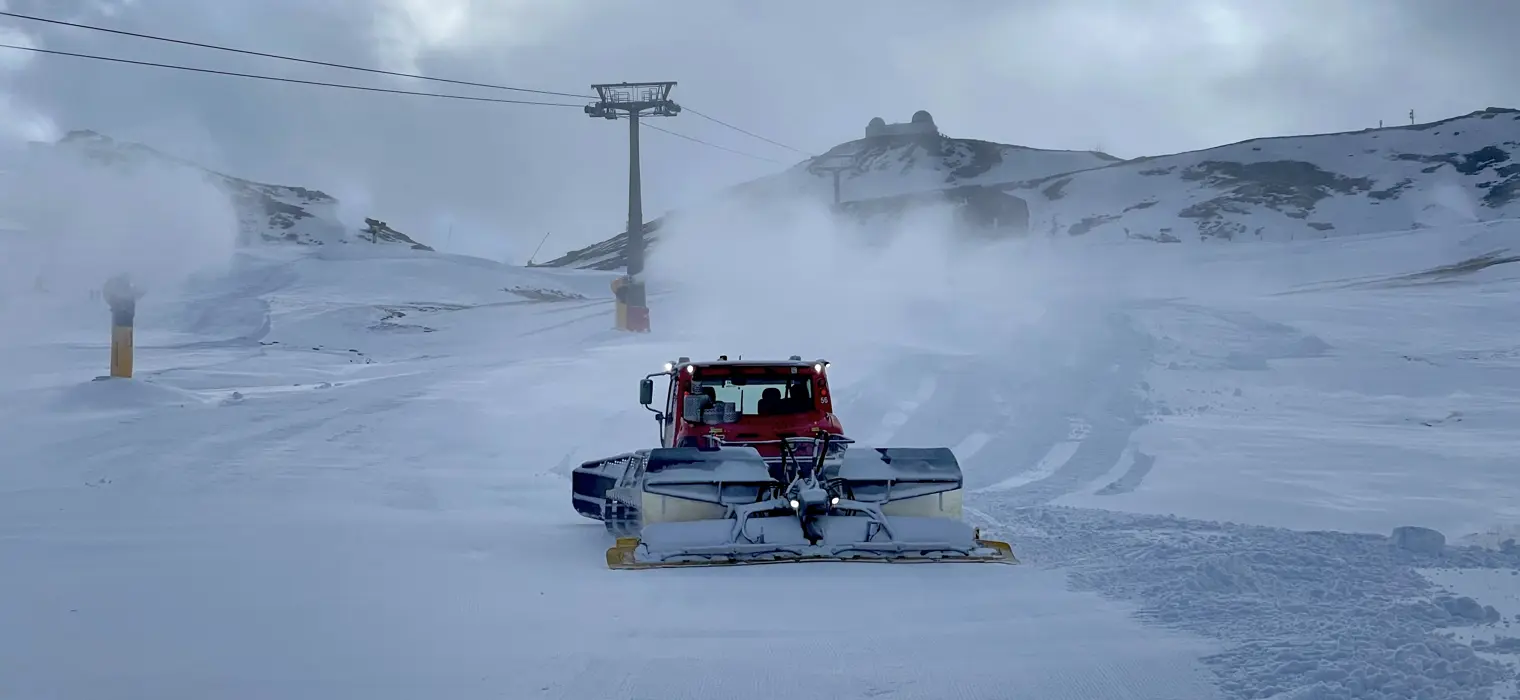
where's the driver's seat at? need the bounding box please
[757,387,785,415]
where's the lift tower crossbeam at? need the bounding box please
[808,151,859,208]
[585,81,680,333]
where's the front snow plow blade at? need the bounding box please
[582,437,1018,570]
[606,532,1017,569]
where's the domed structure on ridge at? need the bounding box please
[865,111,938,139]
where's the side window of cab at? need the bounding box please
[662,379,678,446]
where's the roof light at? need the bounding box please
[685,364,695,374]
[814,363,825,373]
[663,362,674,372]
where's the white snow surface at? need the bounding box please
[1017,108,1520,243]
[4,207,1520,699]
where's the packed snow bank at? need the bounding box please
[973,506,1520,700]
[49,377,206,411]
[1423,567,1520,699]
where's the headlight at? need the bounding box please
[788,499,800,510]
[830,496,839,505]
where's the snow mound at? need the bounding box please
[1392,526,1448,555]
[52,377,205,411]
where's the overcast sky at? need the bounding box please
[0,0,1516,260]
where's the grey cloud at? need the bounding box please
[0,0,1514,258]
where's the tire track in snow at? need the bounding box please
[954,310,1155,506]
[838,343,1078,493]
[516,303,619,338]
[975,437,1084,494]
[861,375,938,445]
[1092,450,1156,496]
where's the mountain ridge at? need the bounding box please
[542,107,1520,269]
[537,112,1117,270]
[35,129,434,252]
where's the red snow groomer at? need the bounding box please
[571,355,1017,569]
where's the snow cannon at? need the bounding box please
[570,356,1017,569]
[102,273,145,379]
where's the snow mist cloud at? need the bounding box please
[1,147,239,310]
[643,192,1080,377]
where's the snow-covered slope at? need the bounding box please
[538,124,1117,270]
[786,133,1120,202]
[544,108,1520,270]
[1021,107,1520,242]
[29,130,433,250]
[4,215,1520,699]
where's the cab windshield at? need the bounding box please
[691,376,814,416]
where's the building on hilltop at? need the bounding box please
[865,110,938,139]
